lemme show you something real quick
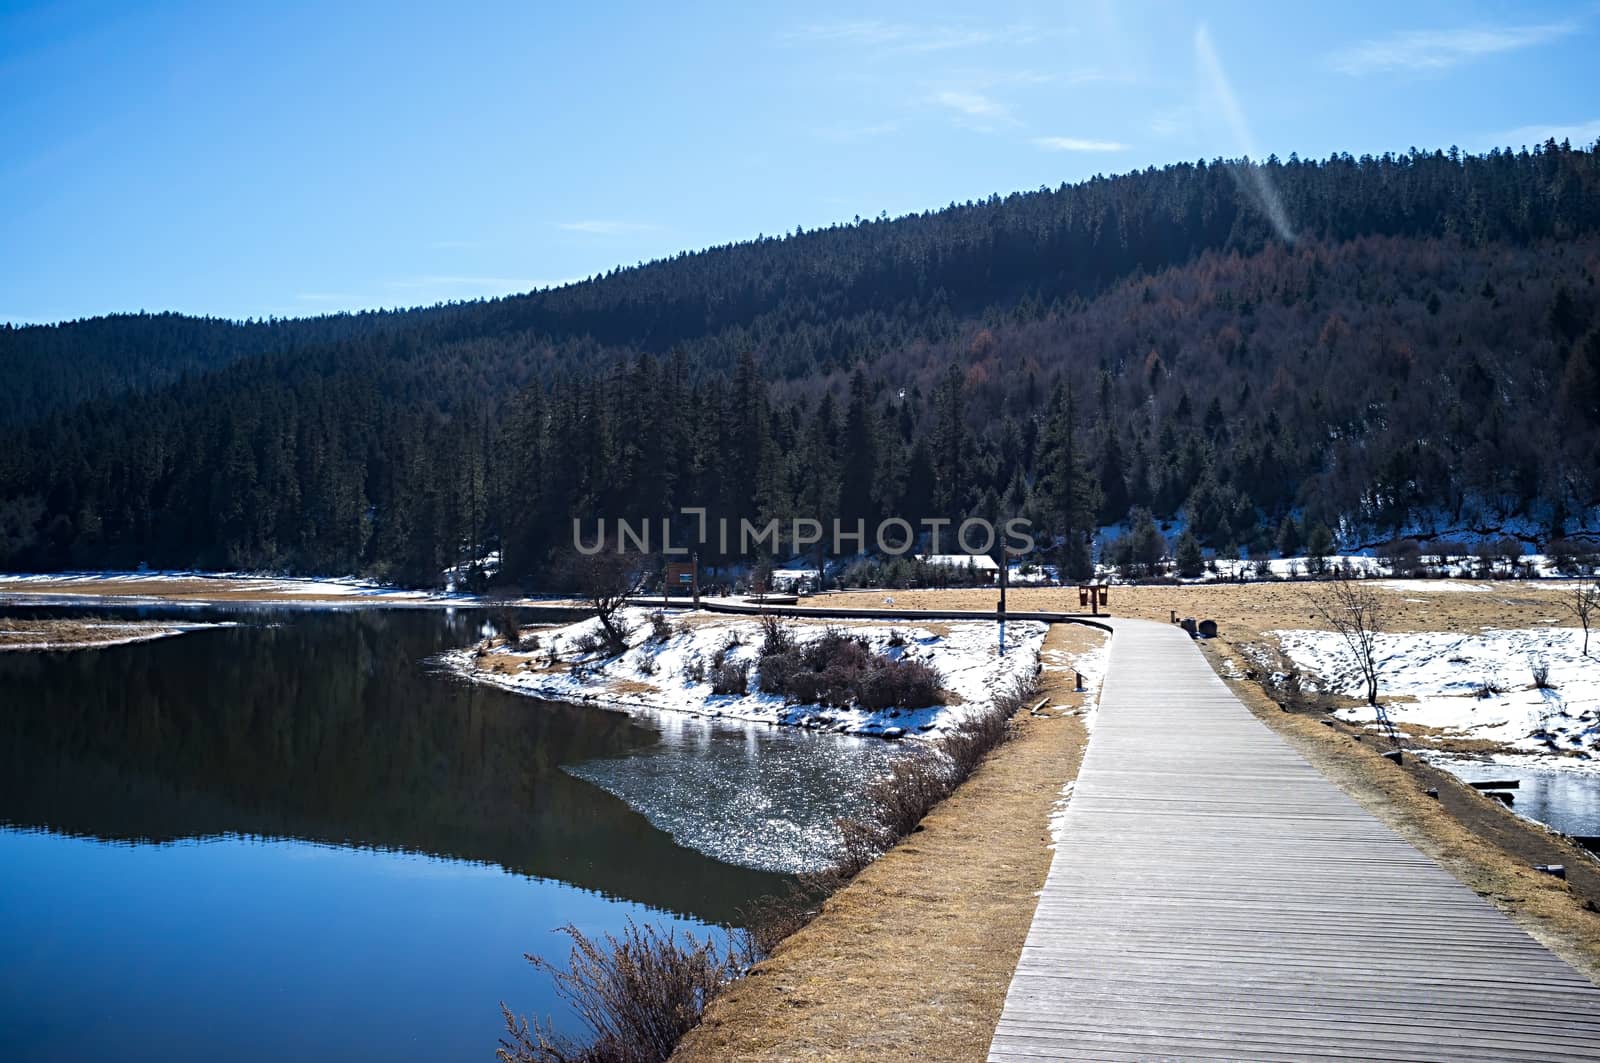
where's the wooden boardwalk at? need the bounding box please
[990,617,1600,1062]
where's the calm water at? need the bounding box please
[1429,757,1600,837]
[0,605,899,1062]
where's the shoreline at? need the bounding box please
[447,608,1052,739]
[0,619,235,652]
[672,623,1106,1062]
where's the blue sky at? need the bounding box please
[3,0,1596,324]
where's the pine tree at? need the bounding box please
[1175,529,1204,578]
[1040,384,1101,580]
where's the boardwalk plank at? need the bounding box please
[988,617,1600,1062]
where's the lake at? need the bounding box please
[0,604,902,1061]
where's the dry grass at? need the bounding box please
[828,578,1585,636]
[0,618,185,650]
[671,624,1104,1063]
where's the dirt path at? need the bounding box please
[672,624,1104,1063]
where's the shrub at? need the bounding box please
[759,614,795,656]
[886,628,907,648]
[497,919,742,1063]
[710,660,749,695]
[1531,656,1555,690]
[756,627,942,709]
[856,659,943,709]
[571,630,607,656]
[1377,538,1422,574]
[711,630,744,669]
[1473,676,1506,699]
[683,654,705,684]
[756,649,802,695]
[648,612,673,643]
[636,655,657,676]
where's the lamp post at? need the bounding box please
[998,549,1008,615]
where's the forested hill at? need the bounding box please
[4,142,1600,584]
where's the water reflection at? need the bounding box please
[3,603,911,1062]
[0,605,785,922]
[568,710,905,872]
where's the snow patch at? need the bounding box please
[1271,626,1600,763]
[451,609,1047,738]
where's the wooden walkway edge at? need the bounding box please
[989,617,1600,1062]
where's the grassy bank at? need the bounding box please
[670,623,1104,1062]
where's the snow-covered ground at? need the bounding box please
[1271,626,1600,766]
[1372,579,1494,594]
[450,608,1047,738]
[1038,638,1108,726]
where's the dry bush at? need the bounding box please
[757,628,943,710]
[710,631,743,669]
[710,660,749,695]
[498,920,742,1063]
[857,659,942,709]
[647,612,673,643]
[572,630,607,656]
[735,878,832,962]
[758,614,795,656]
[1531,656,1555,690]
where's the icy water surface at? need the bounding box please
[0,603,897,1062]
[567,710,906,872]
[1429,757,1600,837]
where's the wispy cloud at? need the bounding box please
[1032,135,1128,153]
[1329,20,1577,76]
[932,90,1016,131]
[935,90,1009,119]
[785,19,1040,54]
[1195,25,1294,243]
[556,220,659,236]
[1491,118,1600,148]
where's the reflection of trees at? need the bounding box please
[0,609,784,923]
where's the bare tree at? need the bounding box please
[1309,574,1397,742]
[1563,576,1600,656]
[563,547,637,654]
